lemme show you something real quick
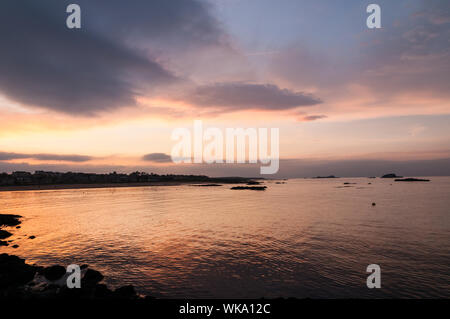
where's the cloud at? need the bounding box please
[184,82,322,111]
[142,153,172,163]
[0,152,92,162]
[300,115,328,122]
[83,0,225,49]
[357,0,450,99]
[270,0,450,118]
[0,0,224,115]
[270,46,349,89]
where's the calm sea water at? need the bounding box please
[1,177,449,298]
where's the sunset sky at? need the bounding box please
[0,0,449,177]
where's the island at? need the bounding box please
[394,178,431,182]
[313,175,337,179]
[230,186,267,191]
[381,173,403,178]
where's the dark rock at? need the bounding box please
[82,269,104,286]
[313,175,337,179]
[43,265,66,281]
[343,182,356,185]
[144,295,156,301]
[12,245,19,248]
[0,241,8,246]
[394,178,430,182]
[209,176,259,184]
[246,181,261,185]
[381,173,402,178]
[372,203,376,206]
[28,236,36,239]
[113,285,137,299]
[0,214,22,227]
[93,284,113,299]
[16,226,21,229]
[0,254,143,300]
[0,254,37,289]
[231,186,267,191]
[0,230,12,240]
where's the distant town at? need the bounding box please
[0,171,251,187]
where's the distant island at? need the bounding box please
[231,186,267,191]
[395,178,431,182]
[0,171,256,191]
[381,174,430,182]
[312,175,337,179]
[381,173,403,178]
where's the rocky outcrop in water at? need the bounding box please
[0,230,12,240]
[381,173,402,178]
[0,213,141,300]
[0,253,141,299]
[0,214,21,227]
[0,215,21,246]
[394,178,430,182]
[231,186,267,191]
[246,181,262,185]
[313,175,337,179]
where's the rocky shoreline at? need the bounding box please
[0,214,145,300]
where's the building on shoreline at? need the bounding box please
[0,171,249,186]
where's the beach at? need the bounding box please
[0,182,192,192]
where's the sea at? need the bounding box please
[1,177,449,298]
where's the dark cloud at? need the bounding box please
[0,0,224,115]
[0,152,92,162]
[81,0,225,49]
[32,154,93,162]
[0,153,26,161]
[142,153,172,163]
[184,83,322,111]
[301,115,328,122]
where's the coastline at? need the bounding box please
[0,177,258,192]
[0,181,188,192]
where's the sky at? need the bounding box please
[0,0,449,177]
